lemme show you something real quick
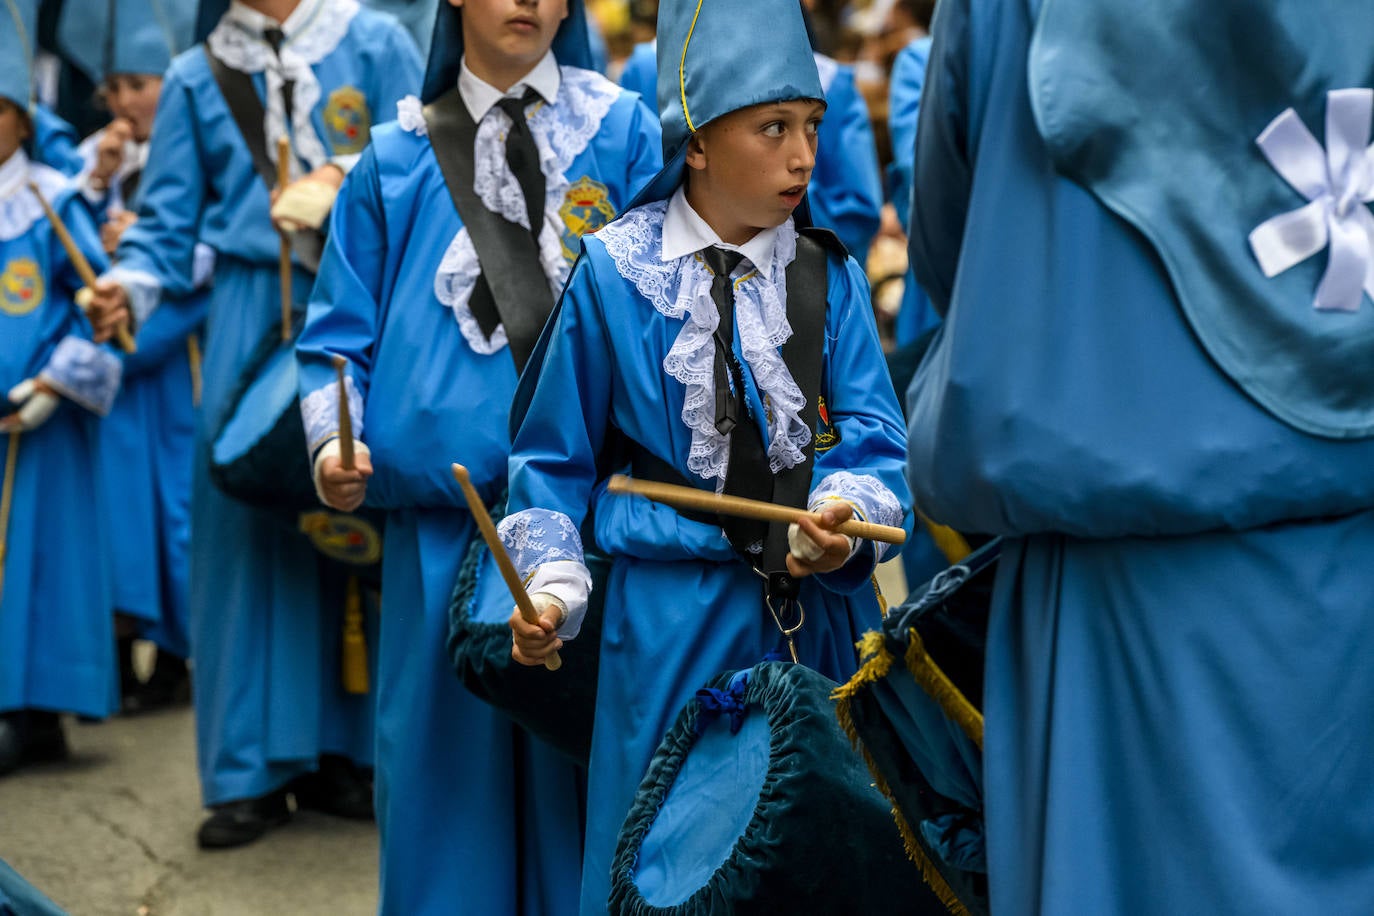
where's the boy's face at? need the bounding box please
[451,0,569,72]
[0,99,31,165]
[685,99,825,244]
[101,74,163,143]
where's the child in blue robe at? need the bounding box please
[0,3,122,775]
[297,2,661,912]
[909,0,1374,911]
[88,0,422,848]
[504,0,911,909]
[70,0,205,711]
[887,18,936,348]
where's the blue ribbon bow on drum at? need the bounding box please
[610,662,948,916]
[835,539,1001,916]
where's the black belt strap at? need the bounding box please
[423,88,556,373]
[203,46,324,272]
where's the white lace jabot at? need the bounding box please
[661,186,779,274]
[207,0,360,173]
[0,152,70,243]
[596,200,812,486]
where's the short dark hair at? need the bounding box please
[898,0,936,29]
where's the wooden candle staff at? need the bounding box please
[607,474,908,545]
[0,432,18,602]
[451,464,562,671]
[28,182,136,353]
[332,354,355,469]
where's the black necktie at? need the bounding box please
[702,246,746,435]
[702,246,774,556]
[119,167,141,207]
[262,27,295,129]
[495,89,545,236]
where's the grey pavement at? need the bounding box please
[0,702,377,916]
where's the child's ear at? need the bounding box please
[684,131,707,172]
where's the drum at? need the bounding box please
[609,661,947,915]
[209,330,383,582]
[447,492,606,766]
[834,539,1001,916]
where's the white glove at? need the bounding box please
[529,592,569,628]
[271,179,340,231]
[787,520,858,563]
[4,380,60,431]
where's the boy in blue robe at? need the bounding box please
[503,0,911,908]
[908,0,1374,911]
[297,1,661,911]
[70,0,205,713]
[0,0,122,776]
[85,0,422,848]
[616,7,885,266]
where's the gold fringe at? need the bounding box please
[834,671,974,916]
[918,510,972,565]
[870,574,890,619]
[186,334,203,407]
[833,630,895,703]
[904,629,984,749]
[341,575,369,694]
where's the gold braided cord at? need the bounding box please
[677,0,705,133]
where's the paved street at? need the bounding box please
[0,700,377,916]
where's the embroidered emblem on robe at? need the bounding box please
[815,396,840,452]
[299,510,382,566]
[559,176,616,261]
[0,257,44,316]
[324,86,371,155]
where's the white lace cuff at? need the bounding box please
[300,375,365,455]
[38,336,123,416]
[396,95,427,136]
[101,265,162,327]
[330,152,362,175]
[191,243,217,291]
[809,471,904,563]
[526,560,593,640]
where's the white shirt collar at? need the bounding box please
[458,51,562,123]
[0,149,30,201]
[661,186,780,276]
[226,0,326,41]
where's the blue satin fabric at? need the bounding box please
[297,97,658,912]
[617,41,657,104]
[506,232,911,913]
[113,10,421,804]
[56,0,196,81]
[910,0,1374,911]
[0,859,65,916]
[889,36,940,348]
[0,186,117,720]
[1028,0,1374,437]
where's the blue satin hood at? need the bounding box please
[60,0,196,81]
[1029,0,1374,438]
[0,0,36,109]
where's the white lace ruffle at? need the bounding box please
[810,471,904,562]
[597,202,813,485]
[434,67,622,350]
[206,0,360,173]
[0,160,68,242]
[396,95,426,136]
[497,508,587,579]
[300,375,365,453]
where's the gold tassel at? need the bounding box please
[903,628,984,749]
[835,669,974,916]
[918,510,972,565]
[341,575,369,694]
[186,334,203,407]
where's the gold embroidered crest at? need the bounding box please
[299,510,382,566]
[559,176,617,261]
[323,86,371,155]
[0,257,44,317]
[815,396,841,452]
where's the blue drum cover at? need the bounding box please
[611,662,945,916]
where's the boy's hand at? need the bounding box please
[510,593,566,667]
[86,280,132,344]
[786,501,856,578]
[91,119,133,188]
[317,447,372,511]
[101,210,138,255]
[270,164,345,232]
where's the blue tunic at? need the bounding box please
[0,162,117,720]
[907,0,1374,911]
[617,40,657,103]
[503,203,912,913]
[113,6,422,805]
[296,74,662,915]
[888,36,940,348]
[809,55,884,268]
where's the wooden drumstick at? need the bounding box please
[332,354,355,470]
[277,136,293,343]
[27,182,137,353]
[607,474,908,545]
[0,432,18,602]
[450,464,562,672]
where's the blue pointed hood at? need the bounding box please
[629,0,824,209]
[59,0,196,82]
[421,0,594,104]
[0,0,37,110]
